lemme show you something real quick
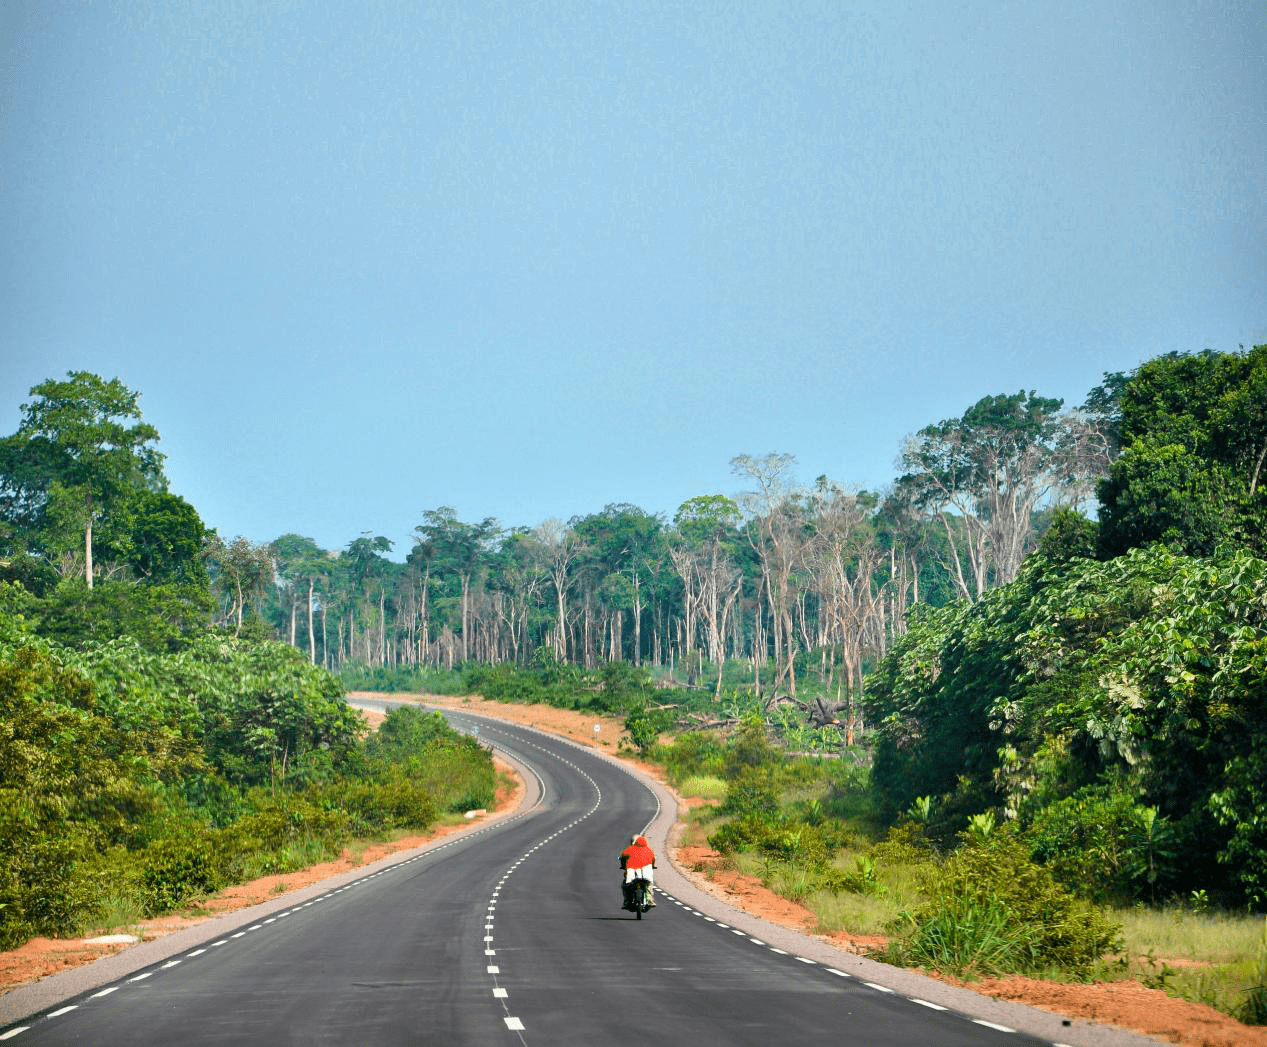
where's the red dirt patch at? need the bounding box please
[936,974,1267,1047]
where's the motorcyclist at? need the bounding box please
[619,833,657,909]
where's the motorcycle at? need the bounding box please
[627,876,654,919]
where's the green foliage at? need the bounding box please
[4,578,215,652]
[363,706,495,812]
[657,731,728,784]
[464,662,547,704]
[623,704,674,753]
[0,372,166,582]
[887,832,1122,980]
[708,815,836,870]
[721,770,781,818]
[1240,920,1267,1025]
[1035,507,1098,566]
[109,490,211,587]
[140,837,226,916]
[0,612,495,946]
[866,543,1267,905]
[723,716,783,778]
[888,895,1032,978]
[1097,441,1241,558]
[1026,786,1175,901]
[597,660,654,711]
[1099,346,1267,559]
[338,663,467,695]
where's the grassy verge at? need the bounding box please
[653,733,1266,1025]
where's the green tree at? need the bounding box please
[113,490,211,586]
[271,534,330,663]
[1098,346,1267,558]
[413,509,499,664]
[669,495,742,693]
[0,372,165,588]
[206,535,275,635]
[571,504,665,665]
[342,534,395,665]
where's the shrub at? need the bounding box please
[1026,786,1176,900]
[888,832,1121,979]
[721,778,781,819]
[624,705,675,753]
[709,815,837,870]
[463,664,546,704]
[723,717,783,777]
[709,816,773,856]
[887,895,1031,977]
[141,836,225,915]
[661,731,727,783]
[0,833,104,946]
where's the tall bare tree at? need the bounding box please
[731,453,804,694]
[536,518,583,662]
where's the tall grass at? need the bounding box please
[1118,905,1264,964]
[1103,907,1267,1022]
[677,775,727,802]
[885,896,1031,978]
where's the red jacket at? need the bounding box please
[620,836,656,871]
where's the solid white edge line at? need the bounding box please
[973,1020,1016,1033]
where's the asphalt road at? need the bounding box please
[1,705,1165,1047]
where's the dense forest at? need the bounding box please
[1,346,1265,953]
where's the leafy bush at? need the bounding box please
[463,663,546,704]
[0,832,105,947]
[659,731,727,784]
[623,705,675,753]
[887,895,1031,977]
[1025,786,1175,900]
[709,814,837,870]
[724,717,783,778]
[887,832,1121,980]
[141,837,226,915]
[866,545,1267,905]
[721,771,781,818]
[708,817,770,856]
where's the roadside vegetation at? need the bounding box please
[2,349,1265,1026]
[0,614,494,947]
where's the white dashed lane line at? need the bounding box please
[490,721,1082,1047]
[472,721,620,1040]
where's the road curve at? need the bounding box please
[0,703,1164,1047]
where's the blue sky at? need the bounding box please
[3,1,1264,557]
